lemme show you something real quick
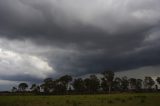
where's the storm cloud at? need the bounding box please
[0,0,160,88]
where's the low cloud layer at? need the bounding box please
[0,38,54,81]
[0,0,160,88]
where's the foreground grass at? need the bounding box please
[0,93,160,106]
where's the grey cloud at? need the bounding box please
[0,0,160,83]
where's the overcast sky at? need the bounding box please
[0,0,160,90]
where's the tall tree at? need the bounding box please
[156,77,160,85]
[41,78,54,93]
[11,87,17,92]
[129,78,137,90]
[72,78,85,93]
[144,77,155,90]
[101,77,109,92]
[53,80,66,94]
[56,75,73,93]
[59,75,72,86]
[102,70,115,93]
[89,75,100,92]
[113,77,122,91]
[84,78,91,92]
[30,84,40,93]
[136,79,143,90]
[121,76,129,91]
[18,83,28,92]
[84,75,100,93]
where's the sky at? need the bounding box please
[0,0,160,90]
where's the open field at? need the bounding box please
[0,93,160,106]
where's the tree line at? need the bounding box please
[11,71,160,94]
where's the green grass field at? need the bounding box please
[0,93,160,106]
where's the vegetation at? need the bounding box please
[1,70,160,106]
[144,77,155,90]
[0,93,160,106]
[18,83,28,92]
[10,70,160,94]
[102,71,114,93]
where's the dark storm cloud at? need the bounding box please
[0,0,160,82]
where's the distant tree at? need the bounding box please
[72,78,85,93]
[84,78,91,92]
[129,78,137,90]
[18,83,28,92]
[101,77,109,92]
[121,76,129,91]
[156,77,160,85]
[53,80,66,94]
[136,79,143,90]
[30,84,36,91]
[102,71,115,93]
[11,87,17,92]
[84,75,100,93]
[144,77,155,90]
[155,85,158,91]
[113,77,122,91]
[58,75,73,93]
[41,78,54,93]
[58,75,72,86]
[40,75,73,94]
[89,75,100,92]
[30,84,40,93]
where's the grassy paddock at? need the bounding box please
[0,93,160,106]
